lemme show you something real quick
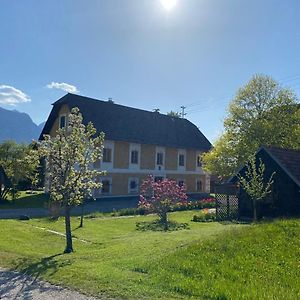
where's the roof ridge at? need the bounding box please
[59,93,189,122]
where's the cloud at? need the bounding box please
[0,85,31,105]
[46,82,79,93]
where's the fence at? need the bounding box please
[215,184,239,221]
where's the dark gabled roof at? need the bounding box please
[263,146,300,188]
[40,93,212,151]
[229,146,300,187]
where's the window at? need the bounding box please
[103,148,112,163]
[178,180,185,187]
[101,179,111,194]
[179,154,185,166]
[131,150,139,164]
[154,176,164,183]
[197,155,202,167]
[128,178,139,193]
[196,179,202,192]
[156,152,164,165]
[59,115,66,129]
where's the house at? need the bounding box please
[230,146,300,218]
[40,93,212,197]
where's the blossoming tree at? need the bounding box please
[38,107,105,253]
[139,175,187,230]
[238,156,275,222]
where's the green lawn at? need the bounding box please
[0,211,299,299]
[0,191,49,209]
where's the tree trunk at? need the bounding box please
[253,198,257,222]
[64,205,73,253]
[160,211,168,231]
[79,203,84,228]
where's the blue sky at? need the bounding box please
[1,0,300,142]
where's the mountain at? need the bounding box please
[0,107,44,143]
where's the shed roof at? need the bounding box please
[40,93,212,151]
[229,146,300,187]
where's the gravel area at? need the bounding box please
[0,268,100,300]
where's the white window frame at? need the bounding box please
[129,143,141,170]
[196,151,203,171]
[128,177,139,194]
[101,177,112,195]
[155,146,165,170]
[178,149,186,171]
[101,140,114,171]
[195,178,203,192]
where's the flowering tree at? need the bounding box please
[38,107,105,253]
[238,156,275,222]
[139,175,187,230]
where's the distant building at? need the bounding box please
[230,146,300,218]
[40,94,212,197]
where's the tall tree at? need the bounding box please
[0,141,37,199]
[202,74,300,178]
[38,107,105,253]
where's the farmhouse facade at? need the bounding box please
[40,93,212,197]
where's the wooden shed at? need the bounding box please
[230,146,300,218]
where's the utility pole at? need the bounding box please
[180,106,186,118]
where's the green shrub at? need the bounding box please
[192,209,216,222]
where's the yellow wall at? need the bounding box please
[186,150,196,171]
[114,141,129,169]
[165,147,178,170]
[49,104,70,137]
[140,144,155,169]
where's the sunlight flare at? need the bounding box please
[160,0,178,11]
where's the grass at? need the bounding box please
[0,211,299,299]
[0,190,49,209]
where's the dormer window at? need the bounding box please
[59,115,66,129]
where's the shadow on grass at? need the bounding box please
[14,253,71,279]
[0,253,72,300]
[136,220,190,232]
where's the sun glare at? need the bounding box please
[161,0,178,11]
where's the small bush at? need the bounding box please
[136,220,189,231]
[192,209,216,222]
